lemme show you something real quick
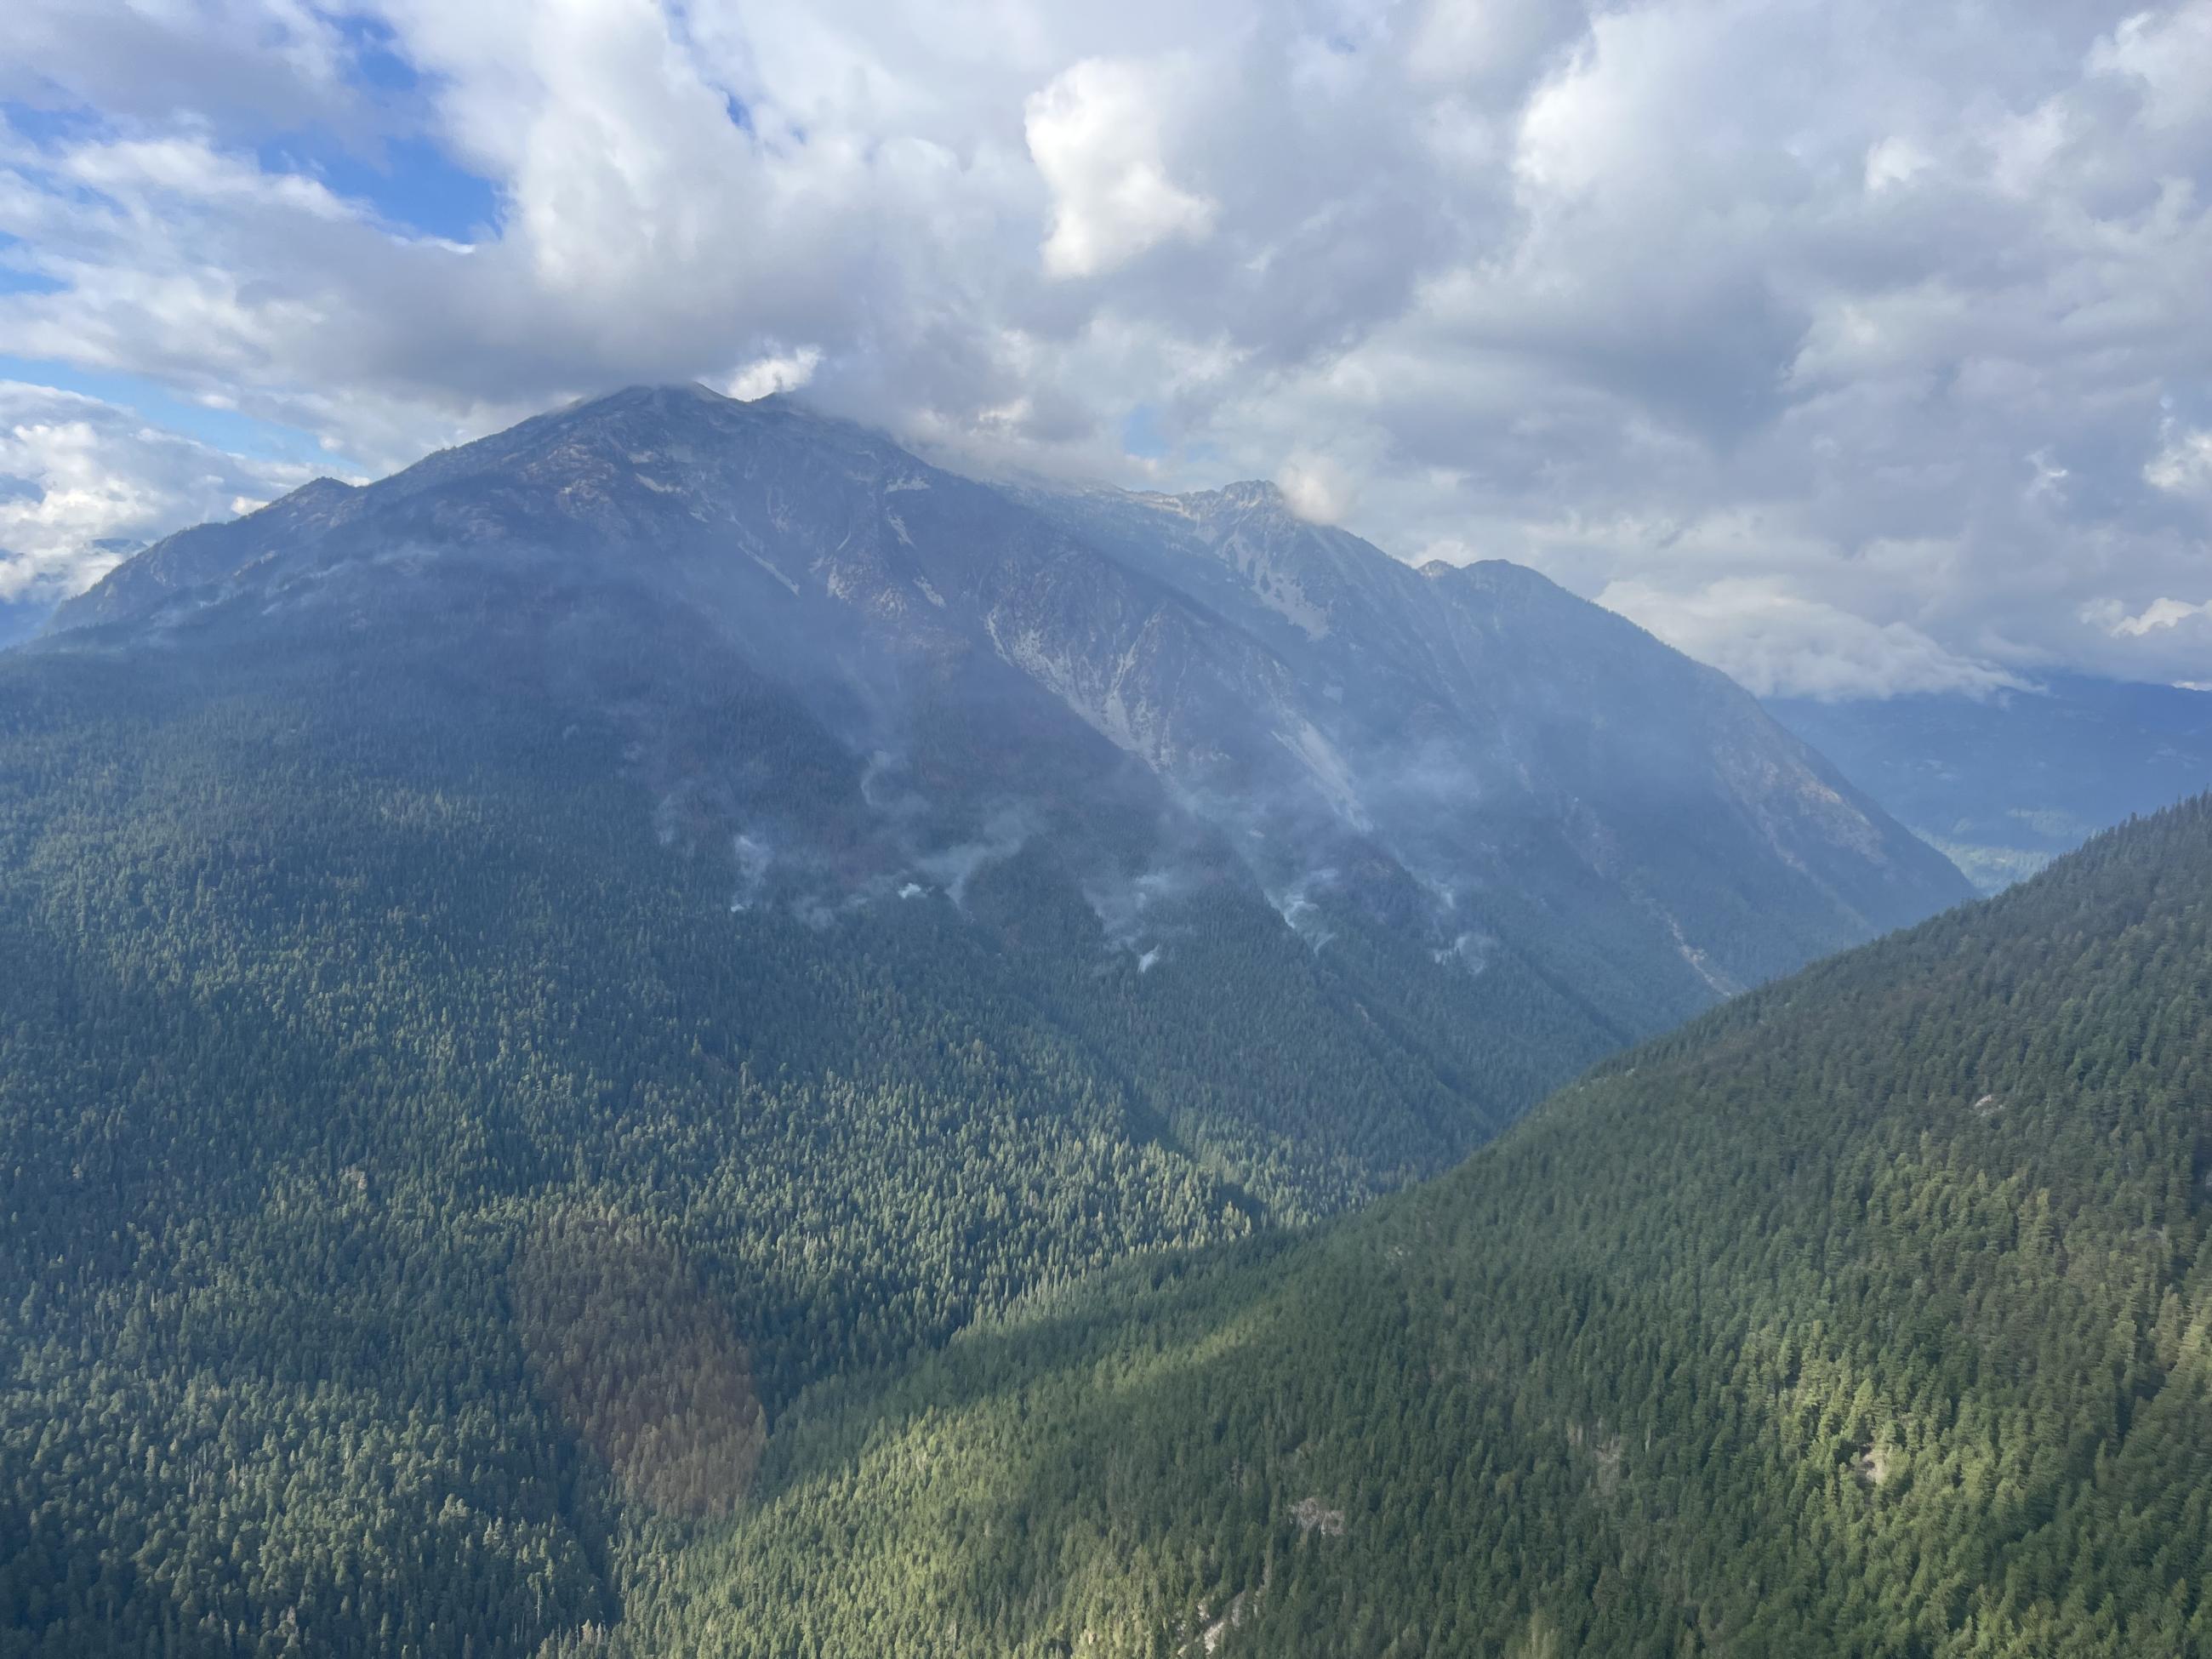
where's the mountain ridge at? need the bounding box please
[47,383,1967,1029]
[0,382,2117,1659]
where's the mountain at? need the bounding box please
[1770,674,2212,891]
[48,384,1968,1030]
[621,794,2212,1657]
[0,384,1967,1656]
[1019,477,1970,1005]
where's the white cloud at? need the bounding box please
[2,0,2212,692]
[2096,596,2212,638]
[0,382,314,602]
[2146,424,2212,496]
[0,0,356,131]
[726,346,824,401]
[1026,57,1215,278]
[1602,578,2030,701]
[60,136,353,221]
[2089,2,2212,130]
[1275,452,1356,525]
[1864,136,1932,193]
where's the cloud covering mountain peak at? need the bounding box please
[4,0,2210,693]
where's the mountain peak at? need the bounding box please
[43,386,1968,1011]
[48,385,934,640]
[1217,478,1288,506]
[1161,478,1296,521]
[571,379,738,413]
[286,476,359,506]
[46,468,369,634]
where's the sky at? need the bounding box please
[1,0,2209,698]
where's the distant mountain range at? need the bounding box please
[1770,675,2212,890]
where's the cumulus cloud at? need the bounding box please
[1276,451,1356,525]
[2089,2,2212,129]
[2,0,2211,691]
[0,382,315,601]
[2146,424,2212,496]
[1026,57,1215,278]
[1862,136,1933,194]
[726,346,824,402]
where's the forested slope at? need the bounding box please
[614,796,2212,1657]
[0,383,1986,1658]
[0,619,1584,1658]
[49,385,1971,1038]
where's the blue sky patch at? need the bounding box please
[334,14,425,95]
[257,132,501,242]
[0,100,97,147]
[0,234,63,297]
[1120,404,1169,461]
[0,355,348,471]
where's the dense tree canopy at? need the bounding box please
[617,796,2212,1656]
[0,607,1604,1657]
[5,580,2199,1656]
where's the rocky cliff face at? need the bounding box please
[1020,474,1970,999]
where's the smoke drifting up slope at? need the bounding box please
[48,383,1968,1052]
